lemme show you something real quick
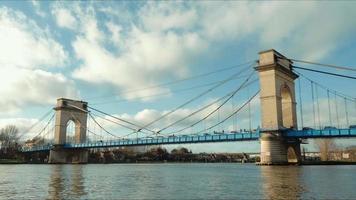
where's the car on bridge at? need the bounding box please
[302,127,314,130]
[230,131,238,133]
[350,125,356,129]
[323,126,337,130]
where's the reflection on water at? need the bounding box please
[0,164,356,199]
[71,165,86,198]
[47,165,86,199]
[261,166,306,200]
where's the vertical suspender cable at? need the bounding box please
[344,98,349,127]
[334,93,340,128]
[354,98,356,124]
[248,101,252,132]
[311,81,316,128]
[218,105,221,131]
[327,90,332,126]
[315,85,321,129]
[298,78,304,129]
[231,97,236,131]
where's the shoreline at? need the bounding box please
[2,160,356,165]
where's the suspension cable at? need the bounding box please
[327,90,332,126]
[311,81,316,128]
[133,65,254,133]
[88,129,104,139]
[293,66,356,80]
[88,113,121,139]
[315,85,321,129]
[91,75,251,105]
[298,78,304,128]
[160,74,257,135]
[156,73,256,134]
[194,90,260,135]
[29,113,55,141]
[247,83,252,132]
[354,99,356,123]
[32,126,55,146]
[344,98,350,127]
[291,58,356,72]
[334,93,340,128]
[88,106,154,134]
[90,112,138,132]
[17,109,53,139]
[86,60,256,100]
[295,71,355,101]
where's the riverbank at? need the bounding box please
[302,161,356,165]
[0,159,25,164]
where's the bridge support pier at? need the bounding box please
[48,98,89,164]
[260,132,301,165]
[49,145,88,164]
[256,49,301,165]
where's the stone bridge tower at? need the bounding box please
[48,98,89,164]
[255,49,302,165]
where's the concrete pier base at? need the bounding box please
[260,132,288,165]
[48,145,88,164]
[259,132,301,165]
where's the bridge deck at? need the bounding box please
[284,128,356,138]
[21,128,356,152]
[21,132,260,152]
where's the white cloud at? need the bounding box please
[31,0,46,17]
[51,7,77,29]
[0,117,39,137]
[66,2,356,103]
[195,2,356,60]
[0,7,78,114]
[0,67,79,115]
[140,2,197,32]
[0,7,67,69]
[72,24,207,100]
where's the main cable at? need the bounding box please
[293,66,356,80]
[87,106,155,134]
[295,71,355,101]
[194,90,260,135]
[29,113,55,141]
[133,64,255,133]
[91,75,251,105]
[88,112,121,139]
[17,109,53,140]
[159,73,257,135]
[86,60,256,100]
[90,112,138,132]
[291,58,356,72]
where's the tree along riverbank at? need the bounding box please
[20,147,257,164]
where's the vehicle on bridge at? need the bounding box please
[324,126,337,130]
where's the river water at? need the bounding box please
[0,164,355,199]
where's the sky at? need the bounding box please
[0,1,356,153]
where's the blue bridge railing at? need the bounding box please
[21,131,260,152]
[284,128,356,138]
[21,128,356,152]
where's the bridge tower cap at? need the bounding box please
[258,49,293,70]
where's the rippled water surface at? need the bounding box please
[0,164,355,199]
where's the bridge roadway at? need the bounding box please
[22,128,356,152]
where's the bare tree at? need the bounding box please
[315,139,336,161]
[0,125,19,149]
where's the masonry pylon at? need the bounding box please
[255,49,302,165]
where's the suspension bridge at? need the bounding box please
[19,49,356,164]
